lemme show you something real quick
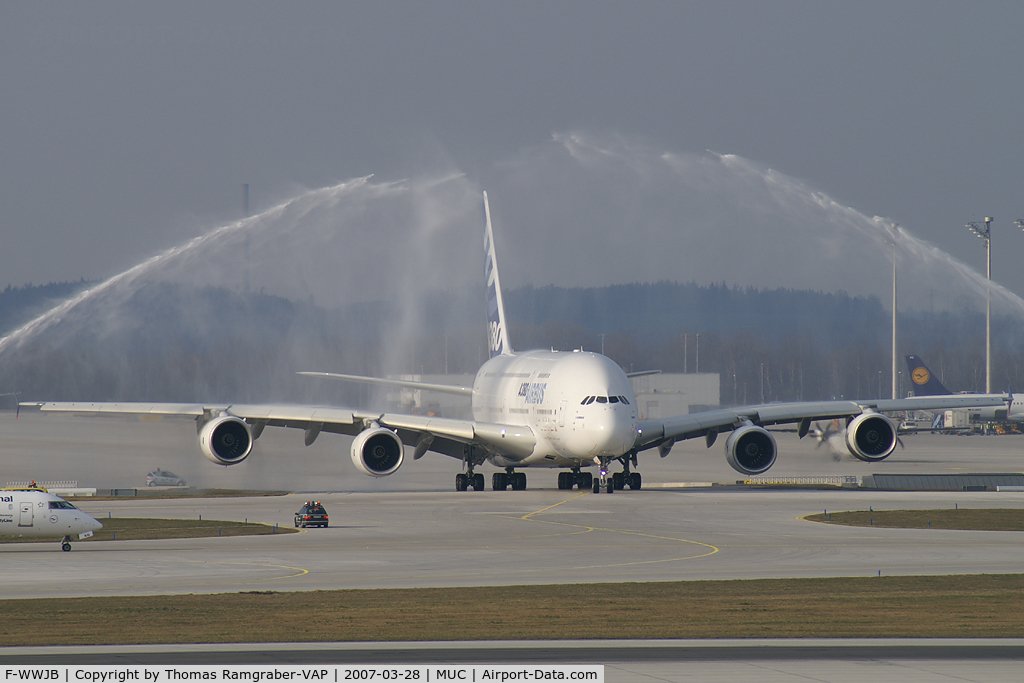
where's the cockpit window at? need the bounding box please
[48,501,77,510]
[584,395,631,405]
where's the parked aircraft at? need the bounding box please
[905,355,1024,423]
[23,195,1009,493]
[0,485,102,551]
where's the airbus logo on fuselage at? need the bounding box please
[518,382,547,404]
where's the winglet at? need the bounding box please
[483,192,512,358]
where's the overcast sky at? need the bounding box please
[3,2,1024,308]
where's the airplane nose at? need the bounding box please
[585,408,636,456]
[86,516,103,531]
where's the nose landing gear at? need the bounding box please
[591,453,642,493]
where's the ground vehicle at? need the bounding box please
[145,469,186,487]
[294,501,329,528]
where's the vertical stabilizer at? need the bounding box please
[483,192,512,358]
[905,355,952,396]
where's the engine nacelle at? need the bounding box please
[725,424,778,475]
[351,427,405,477]
[845,412,897,462]
[199,416,253,465]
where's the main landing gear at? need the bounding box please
[591,454,643,494]
[557,469,593,490]
[455,466,528,491]
[455,470,485,491]
[492,468,527,490]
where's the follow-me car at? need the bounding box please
[24,193,1010,492]
[294,501,329,528]
[146,469,187,487]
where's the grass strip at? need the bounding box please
[1,575,1023,645]
[0,518,296,543]
[807,508,1024,531]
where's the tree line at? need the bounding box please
[1,280,1020,407]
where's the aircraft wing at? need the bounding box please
[634,394,1010,453]
[28,401,536,462]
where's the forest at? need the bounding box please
[0,279,1020,407]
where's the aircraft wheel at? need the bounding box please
[493,472,508,490]
[612,472,625,490]
[473,473,485,491]
[629,472,642,490]
[606,479,614,494]
[455,473,468,491]
[592,478,601,494]
[578,472,593,490]
[62,543,72,552]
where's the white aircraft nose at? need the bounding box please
[577,407,636,456]
[83,515,103,531]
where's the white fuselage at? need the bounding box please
[471,350,638,468]
[0,489,103,539]
[942,396,1024,424]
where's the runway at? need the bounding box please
[2,411,1024,598]
[2,639,1024,683]
[4,411,1024,680]
[1,485,1022,599]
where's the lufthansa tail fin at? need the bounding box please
[905,355,952,396]
[483,192,512,358]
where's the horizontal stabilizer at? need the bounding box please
[626,369,661,379]
[298,371,474,397]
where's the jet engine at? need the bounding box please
[351,426,405,477]
[199,416,253,465]
[845,412,897,462]
[725,424,778,475]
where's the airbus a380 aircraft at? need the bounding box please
[0,485,102,551]
[27,194,1008,493]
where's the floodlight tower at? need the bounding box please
[966,217,993,393]
[884,225,898,400]
[891,237,897,399]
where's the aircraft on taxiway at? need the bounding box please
[1,484,102,551]
[24,194,1009,493]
